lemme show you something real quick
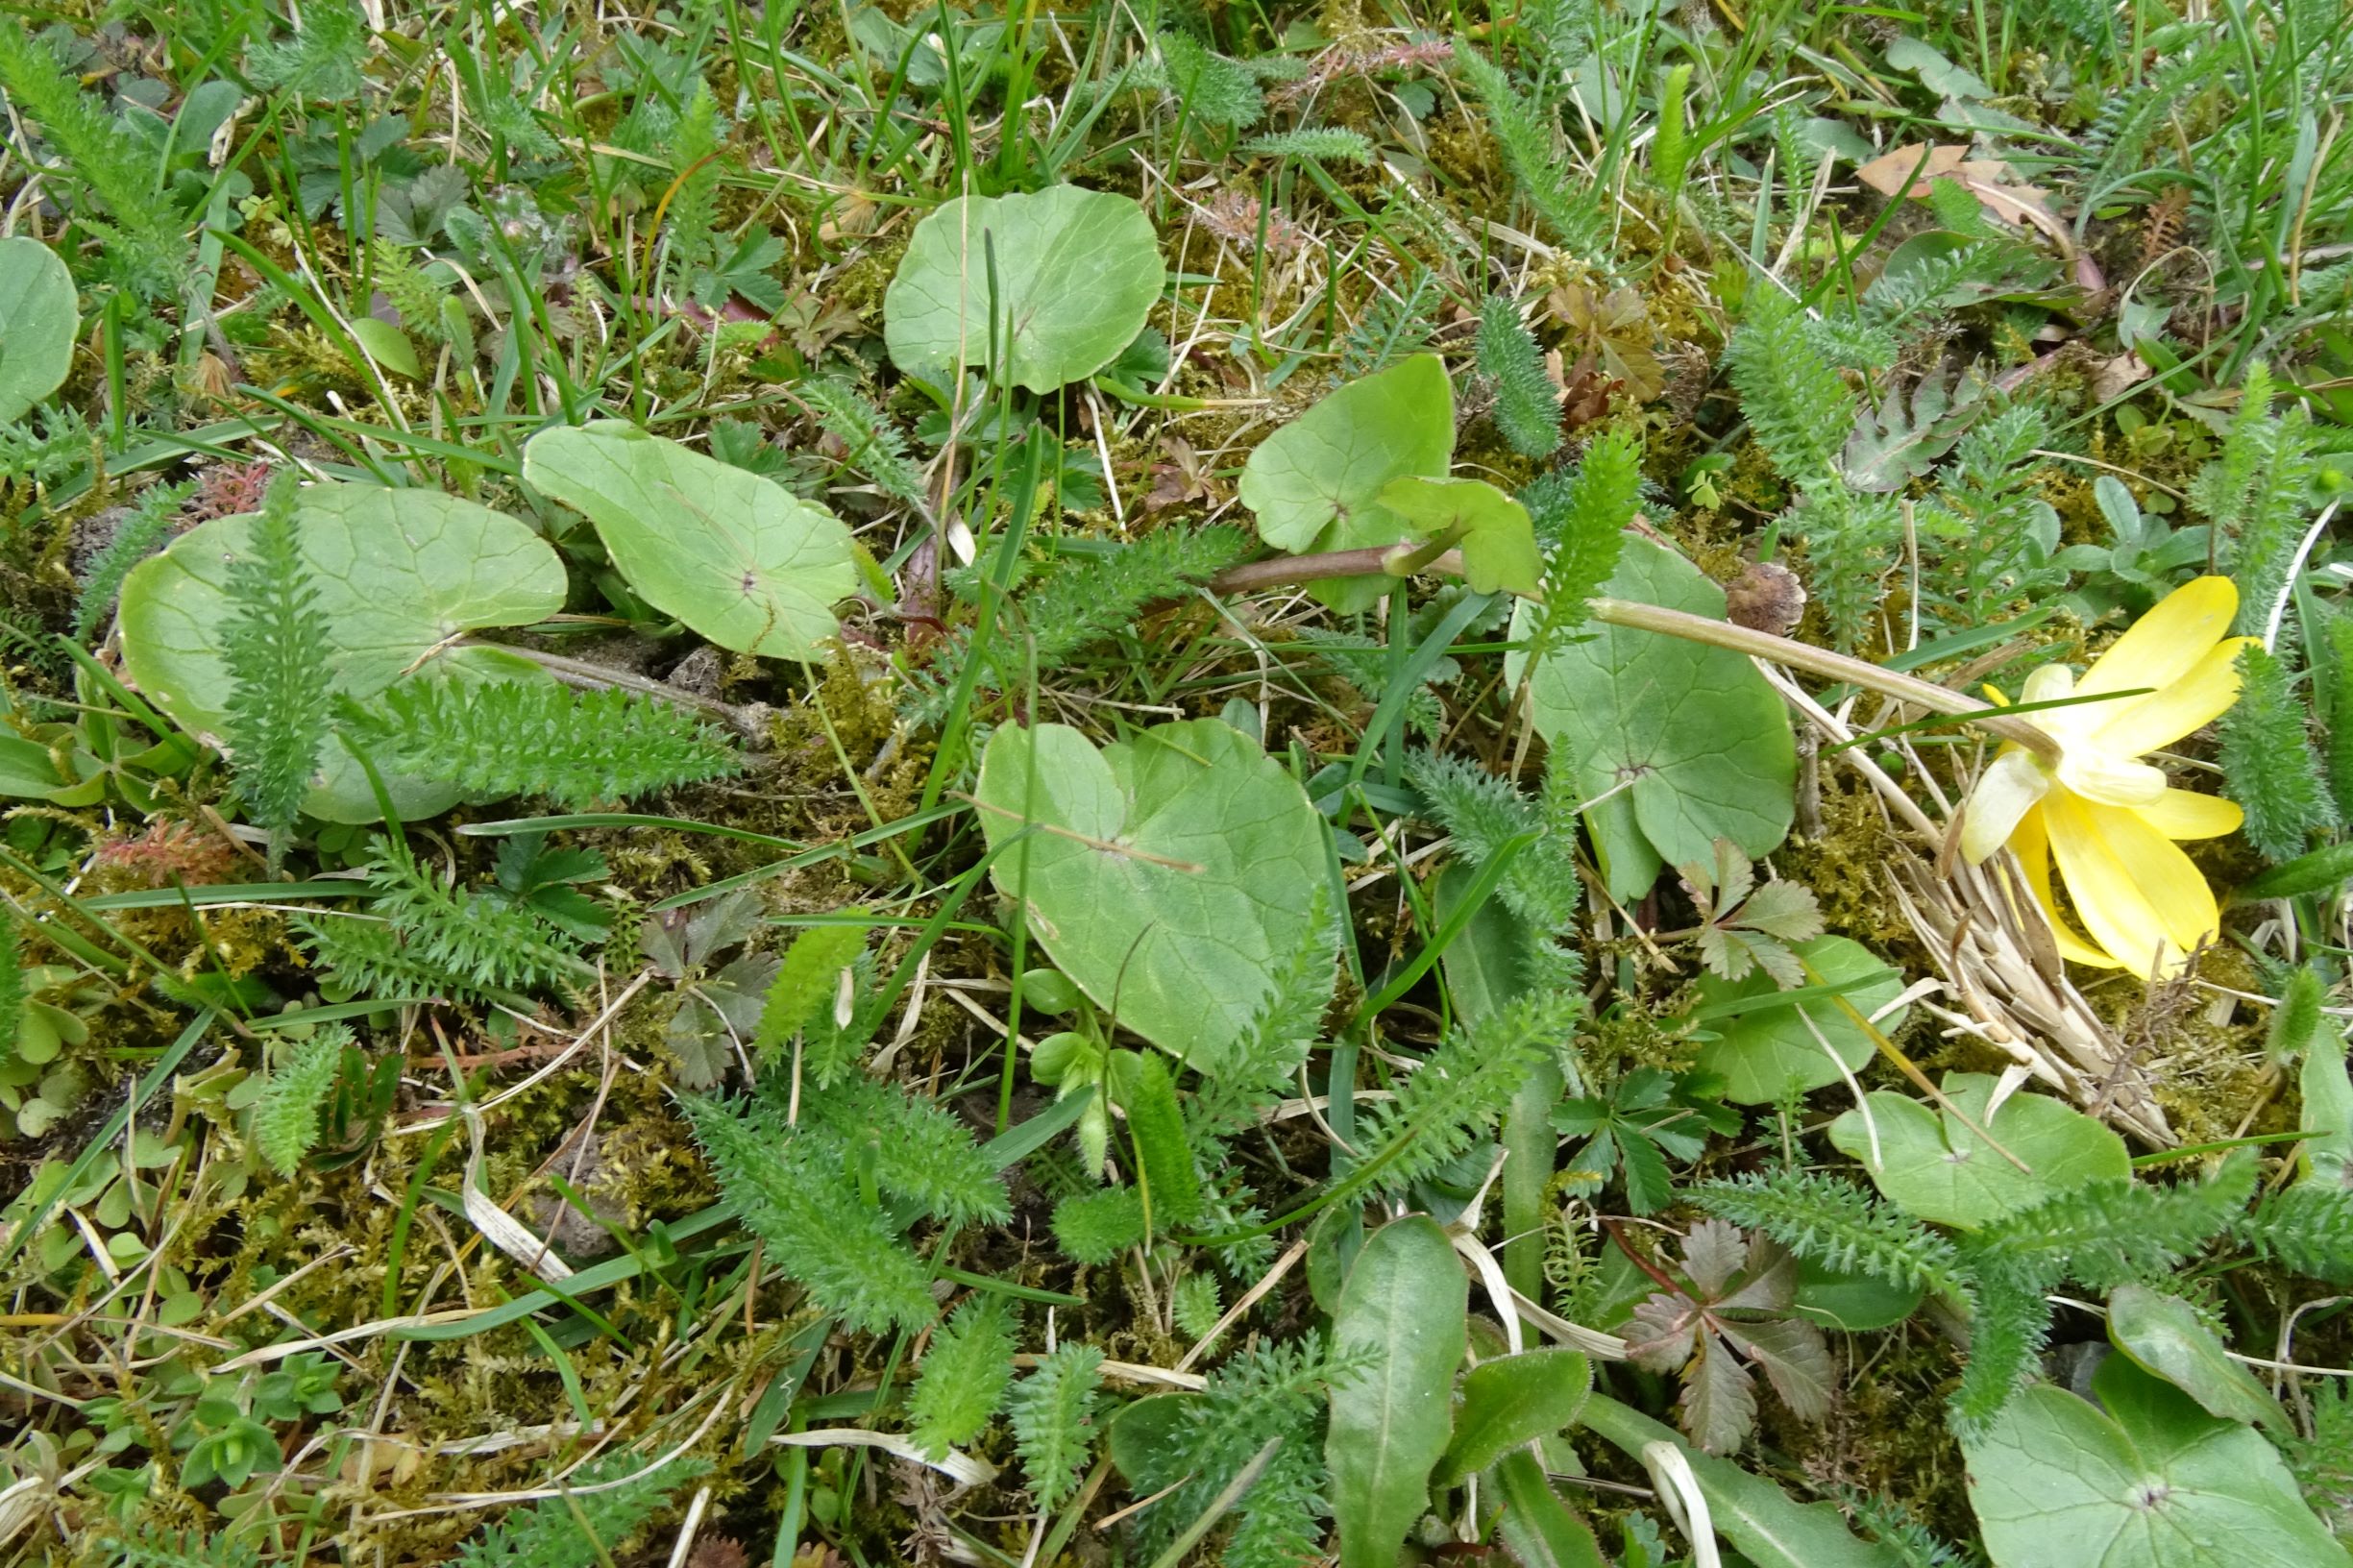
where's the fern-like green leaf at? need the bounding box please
[75,478,193,644]
[1522,424,1638,636]
[908,1293,1017,1458]
[1008,1342,1105,1511]
[801,1074,1011,1228]
[1944,1261,2053,1439]
[96,1529,262,1568]
[1476,294,1561,459]
[2221,643,2338,861]
[2243,1181,2353,1282]
[1969,1156,2255,1291]
[336,680,742,810]
[220,476,332,857]
[1694,1169,1974,1301]
[753,920,869,1066]
[361,848,597,997]
[1241,128,1375,164]
[1454,44,1608,263]
[1359,991,1573,1194]
[254,1025,349,1176]
[1724,285,1851,488]
[679,1091,939,1332]
[453,1453,711,1568]
[797,376,928,507]
[1053,1187,1145,1264]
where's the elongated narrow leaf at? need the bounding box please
[1326,1215,1465,1568]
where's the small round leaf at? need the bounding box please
[118,482,568,821]
[884,185,1164,393]
[1692,935,1906,1104]
[524,421,856,658]
[0,236,78,424]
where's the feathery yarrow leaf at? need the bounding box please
[254,1025,350,1176]
[908,1294,1017,1458]
[336,680,743,810]
[221,477,333,848]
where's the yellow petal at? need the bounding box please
[2079,576,2239,698]
[2044,791,2220,973]
[2054,747,2168,807]
[2094,635,2259,758]
[1961,748,2050,864]
[2135,789,2243,841]
[2009,803,2118,968]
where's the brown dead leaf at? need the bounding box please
[2092,352,2152,403]
[1855,142,2081,261]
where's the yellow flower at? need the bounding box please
[1958,576,2255,974]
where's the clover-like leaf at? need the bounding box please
[1511,536,1795,900]
[118,483,568,822]
[1827,1072,2130,1228]
[0,236,77,424]
[883,185,1164,393]
[1964,1358,2349,1568]
[1691,935,1907,1104]
[524,421,857,658]
[1239,355,1455,611]
[1376,475,1541,594]
[973,718,1327,1068]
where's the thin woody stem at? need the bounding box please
[1205,551,2062,763]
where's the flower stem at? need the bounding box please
[1205,550,2062,763]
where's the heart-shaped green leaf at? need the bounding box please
[1690,935,1907,1105]
[973,718,1327,1068]
[524,421,857,658]
[2105,1286,2285,1431]
[1327,1214,1465,1568]
[1965,1358,2348,1568]
[1240,355,1455,611]
[1828,1073,2129,1228]
[1377,475,1541,594]
[884,185,1165,393]
[119,482,567,822]
[0,236,77,424]
[1510,535,1795,900]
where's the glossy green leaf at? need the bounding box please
[1239,355,1455,611]
[973,718,1327,1068]
[1580,1392,1905,1567]
[0,236,77,424]
[1435,1348,1590,1485]
[2105,1286,2284,1431]
[347,316,422,380]
[1327,1214,1465,1568]
[1828,1073,2130,1228]
[1964,1359,2348,1568]
[524,421,857,658]
[1493,1449,1608,1568]
[1378,475,1541,594]
[1511,536,1795,900]
[118,483,568,822]
[1792,1258,1923,1332]
[883,185,1164,393]
[1692,936,1907,1104]
[0,735,70,800]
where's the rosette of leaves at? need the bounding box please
[639,890,776,1090]
[1553,1066,1737,1213]
[1620,1219,1834,1455]
[1676,839,1826,986]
